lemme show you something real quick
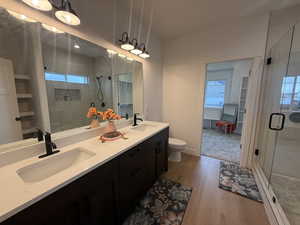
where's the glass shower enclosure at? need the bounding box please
[257,23,300,225]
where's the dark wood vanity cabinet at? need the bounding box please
[1,127,169,225]
[2,159,118,225]
[154,129,169,178]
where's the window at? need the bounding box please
[281,76,300,105]
[45,73,65,82]
[205,80,226,107]
[45,72,88,84]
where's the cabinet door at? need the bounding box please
[118,144,145,222]
[118,141,156,223]
[1,160,118,225]
[155,128,169,178]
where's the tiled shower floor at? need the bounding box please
[271,174,300,225]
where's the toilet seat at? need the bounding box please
[169,138,186,148]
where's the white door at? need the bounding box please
[0,58,22,144]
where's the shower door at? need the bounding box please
[269,23,300,225]
[257,28,293,182]
[258,23,300,225]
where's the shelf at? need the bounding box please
[22,128,36,135]
[20,111,35,117]
[17,93,33,99]
[15,74,31,80]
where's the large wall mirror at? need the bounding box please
[0,8,144,149]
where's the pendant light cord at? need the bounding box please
[128,0,133,36]
[113,0,117,44]
[145,0,154,48]
[137,0,145,42]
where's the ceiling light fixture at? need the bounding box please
[74,44,80,49]
[7,10,37,23]
[130,40,143,55]
[42,23,64,33]
[119,32,134,51]
[22,0,52,11]
[54,0,80,26]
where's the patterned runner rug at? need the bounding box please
[124,178,192,225]
[219,161,263,202]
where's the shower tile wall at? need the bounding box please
[43,45,113,132]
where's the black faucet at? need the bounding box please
[39,132,60,158]
[36,128,44,142]
[133,113,143,126]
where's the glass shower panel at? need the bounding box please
[257,29,293,181]
[270,24,300,225]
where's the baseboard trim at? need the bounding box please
[253,160,290,225]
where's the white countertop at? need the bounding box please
[0,121,169,223]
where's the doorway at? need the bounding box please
[200,58,253,163]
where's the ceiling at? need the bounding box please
[143,0,300,40]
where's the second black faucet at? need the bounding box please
[39,132,60,158]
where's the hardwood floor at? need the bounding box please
[163,154,270,225]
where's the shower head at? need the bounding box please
[96,75,103,80]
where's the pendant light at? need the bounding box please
[119,32,134,51]
[42,23,64,33]
[7,10,37,23]
[22,0,52,11]
[55,0,80,26]
[130,40,143,55]
[139,45,150,59]
[139,51,150,59]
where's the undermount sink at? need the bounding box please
[17,148,95,183]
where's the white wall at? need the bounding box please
[0,0,163,122]
[162,15,269,154]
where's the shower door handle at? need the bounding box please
[269,113,285,131]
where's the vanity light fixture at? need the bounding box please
[22,0,52,11]
[7,10,37,23]
[118,53,126,58]
[139,51,150,59]
[130,40,143,55]
[54,0,80,26]
[139,45,150,59]
[119,32,134,51]
[21,0,80,26]
[74,44,80,49]
[42,23,64,33]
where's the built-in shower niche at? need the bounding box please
[55,89,81,102]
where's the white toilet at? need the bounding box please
[168,138,187,162]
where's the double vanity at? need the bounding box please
[0,121,169,225]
